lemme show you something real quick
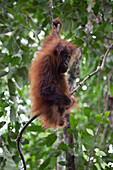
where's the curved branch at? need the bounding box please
[16,115,37,170]
[71,43,113,95]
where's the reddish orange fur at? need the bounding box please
[29,18,76,129]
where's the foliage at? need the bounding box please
[0,0,113,169]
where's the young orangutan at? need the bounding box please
[29,18,77,129]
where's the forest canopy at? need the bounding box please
[0,0,113,170]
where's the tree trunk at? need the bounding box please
[63,49,82,170]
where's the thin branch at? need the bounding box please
[16,115,37,170]
[71,43,113,95]
[49,0,53,24]
[86,68,113,170]
[22,13,28,23]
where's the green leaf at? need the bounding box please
[95,111,110,124]
[105,24,112,33]
[83,154,89,161]
[10,131,17,139]
[75,28,86,38]
[8,140,16,148]
[49,150,61,158]
[70,115,78,128]
[27,125,44,132]
[104,111,110,117]
[39,158,50,170]
[65,32,73,39]
[12,56,21,66]
[4,55,12,64]
[92,2,101,15]
[95,118,109,124]
[110,84,113,96]
[70,0,73,6]
[14,76,23,88]
[102,119,109,124]
[0,111,2,117]
[0,121,6,128]
[94,22,107,35]
[12,155,20,164]
[67,128,74,135]
[81,16,88,25]
[58,161,65,166]
[58,142,68,151]
[63,19,71,32]
[94,163,101,170]
[7,66,17,80]
[10,106,16,124]
[84,107,91,118]
[100,162,109,169]
[8,79,16,96]
[95,113,104,119]
[74,38,84,47]
[21,138,29,145]
[95,150,106,157]
[82,132,94,147]
[45,134,57,147]
[8,37,15,54]
[17,67,28,85]
[86,128,94,136]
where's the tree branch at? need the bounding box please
[71,43,113,95]
[49,0,53,24]
[86,68,113,170]
[16,115,37,170]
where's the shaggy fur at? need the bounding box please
[29,18,76,129]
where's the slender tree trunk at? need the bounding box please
[56,49,82,170]
[56,131,63,170]
[55,49,81,170]
[63,114,76,170]
[63,49,82,170]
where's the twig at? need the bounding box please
[16,115,37,170]
[22,13,28,23]
[49,0,53,24]
[86,68,113,170]
[71,43,113,95]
